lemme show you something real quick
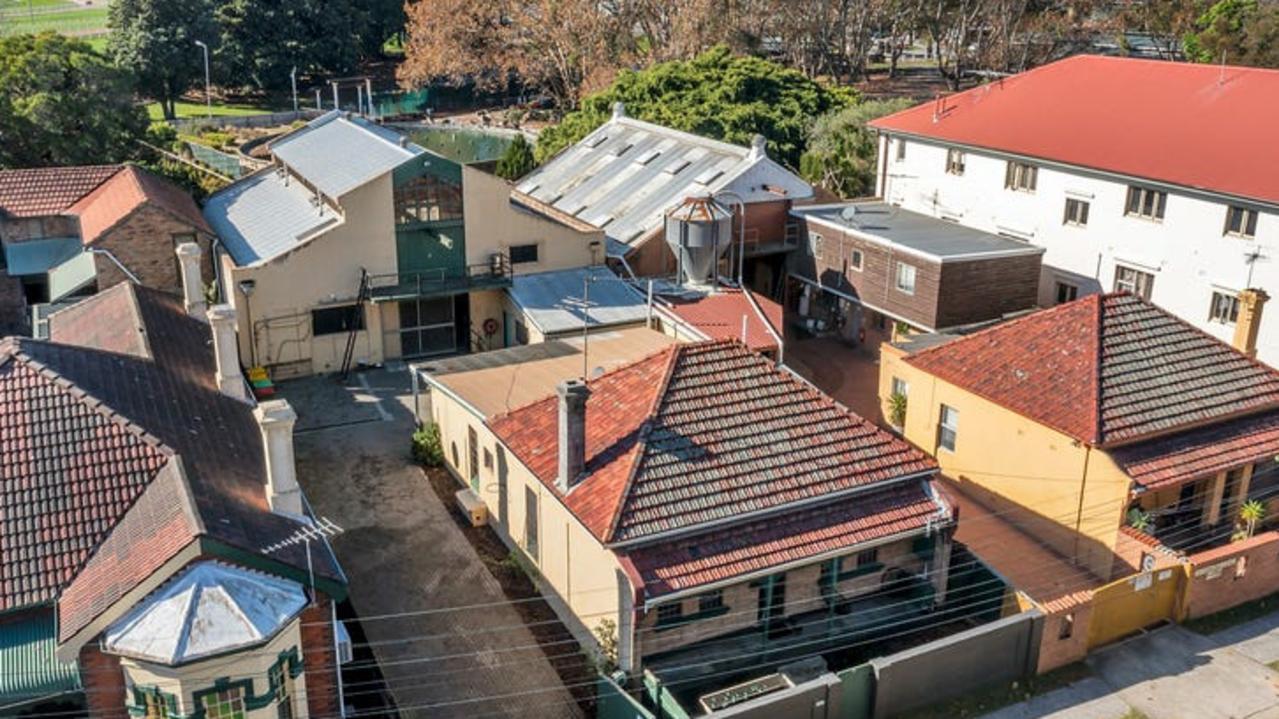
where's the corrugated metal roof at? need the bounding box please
[0,611,81,708]
[516,113,812,248]
[271,111,422,198]
[794,201,1046,262]
[203,169,341,266]
[508,266,649,335]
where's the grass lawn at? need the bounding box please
[901,662,1094,719]
[0,5,107,35]
[1183,592,1279,636]
[0,0,78,11]
[146,100,284,121]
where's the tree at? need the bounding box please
[1183,0,1279,69]
[108,0,217,120]
[495,134,536,181]
[0,32,149,168]
[798,98,912,198]
[215,0,367,91]
[534,46,854,167]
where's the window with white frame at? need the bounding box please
[1125,186,1166,220]
[848,248,863,272]
[894,262,917,295]
[1063,198,1090,226]
[938,405,959,452]
[1209,291,1240,324]
[1004,161,1037,192]
[1113,265,1154,300]
[809,231,823,258]
[1225,206,1258,238]
[945,148,966,175]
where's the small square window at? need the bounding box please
[1063,198,1090,226]
[809,232,823,258]
[698,590,724,613]
[945,148,965,175]
[1125,186,1166,220]
[657,602,683,625]
[848,248,863,272]
[1055,282,1078,305]
[1058,613,1075,640]
[938,404,959,452]
[895,139,907,161]
[1209,291,1240,324]
[856,548,879,567]
[509,243,540,264]
[895,262,917,295]
[1225,206,1258,238]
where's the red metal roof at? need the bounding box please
[68,165,211,245]
[489,340,936,544]
[626,481,941,597]
[869,55,1279,205]
[660,288,782,352]
[0,165,122,218]
[905,293,1279,446]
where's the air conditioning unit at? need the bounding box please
[455,488,488,527]
[335,620,354,665]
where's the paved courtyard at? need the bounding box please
[983,613,1279,719]
[283,368,582,719]
[784,335,885,424]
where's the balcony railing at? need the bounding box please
[367,255,512,301]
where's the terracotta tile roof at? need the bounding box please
[660,289,782,352]
[1111,410,1279,491]
[489,340,936,544]
[0,284,341,638]
[0,166,122,218]
[626,481,943,597]
[869,55,1279,206]
[905,293,1279,446]
[68,165,211,246]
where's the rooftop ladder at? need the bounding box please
[338,269,371,380]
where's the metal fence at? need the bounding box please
[169,109,324,133]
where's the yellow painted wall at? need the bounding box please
[879,345,1131,579]
[462,166,604,271]
[119,619,310,718]
[223,174,398,375]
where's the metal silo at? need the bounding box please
[664,193,733,287]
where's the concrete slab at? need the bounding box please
[979,678,1132,719]
[294,367,581,718]
[1210,611,1279,667]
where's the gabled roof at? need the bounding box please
[0,165,121,218]
[0,284,341,641]
[489,340,936,545]
[904,293,1279,446]
[869,55,1279,206]
[658,287,782,353]
[68,165,211,245]
[515,111,812,247]
[269,111,423,198]
[202,168,341,266]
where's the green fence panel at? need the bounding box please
[643,670,692,719]
[375,88,431,118]
[836,663,874,719]
[186,142,242,178]
[598,675,655,719]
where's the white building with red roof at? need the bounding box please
[868,55,1279,364]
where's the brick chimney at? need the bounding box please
[254,399,304,516]
[1232,288,1269,358]
[174,242,206,318]
[207,304,249,402]
[556,379,591,492]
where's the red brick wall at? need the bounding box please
[79,643,128,717]
[1036,601,1094,673]
[1184,531,1279,619]
[300,599,342,719]
[92,204,213,294]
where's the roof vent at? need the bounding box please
[612,101,626,120]
[748,134,767,161]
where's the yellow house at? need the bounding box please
[879,290,1279,585]
[418,335,954,710]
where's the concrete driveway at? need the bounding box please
[983,614,1279,719]
[283,368,583,719]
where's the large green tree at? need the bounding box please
[799,98,914,199]
[0,32,149,168]
[215,0,367,91]
[108,0,218,121]
[534,46,854,168]
[1183,0,1279,68]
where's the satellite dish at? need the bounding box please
[591,366,606,379]
[840,205,859,221]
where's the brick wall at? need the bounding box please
[299,599,343,719]
[80,643,128,717]
[92,204,213,293]
[1035,600,1093,673]
[1183,531,1279,619]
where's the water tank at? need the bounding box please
[665,193,733,286]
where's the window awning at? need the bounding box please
[0,611,82,711]
[47,253,96,302]
[2,237,82,276]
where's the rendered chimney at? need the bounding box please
[174,242,207,318]
[748,134,767,161]
[253,399,305,516]
[206,304,249,402]
[557,379,591,492]
[1233,288,1270,358]
[612,101,626,121]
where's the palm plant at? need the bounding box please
[887,392,908,429]
[1127,507,1153,533]
[1240,499,1266,539]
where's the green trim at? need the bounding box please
[200,538,348,602]
[654,604,730,633]
[912,535,936,560]
[188,647,303,719]
[820,559,884,584]
[127,684,183,718]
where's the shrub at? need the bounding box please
[412,422,445,466]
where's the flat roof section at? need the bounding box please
[508,266,649,336]
[794,201,1045,263]
[418,327,674,418]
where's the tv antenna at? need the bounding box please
[264,516,345,601]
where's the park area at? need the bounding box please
[0,0,108,47]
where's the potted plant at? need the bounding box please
[887,392,908,429]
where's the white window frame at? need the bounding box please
[1224,206,1258,238]
[1004,161,1037,193]
[1063,198,1089,227]
[1125,186,1167,221]
[938,405,959,453]
[945,148,965,175]
[1114,265,1154,300]
[1209,290,1240,324]
[894,262,917,295]
[848,247,863,272]
[809,231,823,258]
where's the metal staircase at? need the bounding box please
[338,269,371,380]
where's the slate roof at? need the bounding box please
[659,288,783,352]
[1111,411,1279,491]
[905,293,1279,446]
[869,55,1279,206]
[270,111,422,198]
[0,165,121,218]
[0,283,342,642]
[515,111,812,248]
[68,165,211,245]
[489,340,937,545]
[626,480,943,597]
[202,168,341,266]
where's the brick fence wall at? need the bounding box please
[300,599,342,719]
[1184,531,1279,619]
[79,643,127,716]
